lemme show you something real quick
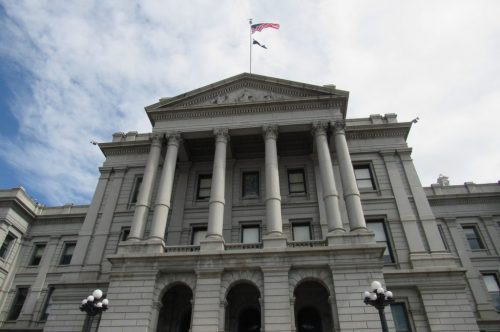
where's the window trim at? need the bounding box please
[287,168,307,195]
[129,175,143,206]
[437,224,450,252]
[120,227,131,242]
[7,286,29,321]
[366,219,395,264]
[462,224,486,250]
[59,242,76,266]
[39,286,55,322]
[191,226,208,245]
[481,272,500,311]
[291,221,312,241]
[390,302,413,332]
[196,174,212,200]
[241,224,261,243]
[242,171,260,199]
[29,243,46,266]
[353,163,377,191]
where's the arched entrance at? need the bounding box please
[294,281,333,332]
[156,284,193,332]
[225,282,261,332]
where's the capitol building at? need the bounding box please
[0,73,498,331]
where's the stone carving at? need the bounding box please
[165,132,182,145]
[311,121,329,136]
[332,120,346,134]
[288,268,334,296]
[262,125,279,140]
[213,128,230,142]
[155,272,197,301]
[220,270,264,301]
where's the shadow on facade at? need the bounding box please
[294,280,333,332]
[156,284,193,332]
[225,282,261,332]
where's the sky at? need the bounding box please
[0,0,499,206]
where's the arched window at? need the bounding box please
[225,282,261,332]
[156,284,193,332]
[294,280,333,332]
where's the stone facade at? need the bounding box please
[0,73,498,331]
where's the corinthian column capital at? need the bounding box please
[262,125,279,140]
[213,128,229,143]
[166,132,182,146]
[311,121,329,136]
[332,120,346,134]
[151,133,163,146]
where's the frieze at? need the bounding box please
[101,146,151,156]
[346,127,410,140]
[428,196,500,206]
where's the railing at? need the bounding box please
[164,245,200,253]
[287,240,327,248]
[225,242,263,250]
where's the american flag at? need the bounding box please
[251,23,280,34]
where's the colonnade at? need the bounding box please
[128,120,367,244]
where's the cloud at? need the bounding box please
[0,0,498,205]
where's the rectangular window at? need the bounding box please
[40,287,54,321]
[367,220,394,263]
[29,244,46,266]
[390,303,412,332]
[482,274,500,311]
[292,222,311,241]
[130,176,143,204]
[242,172,259,198]
[0,233,16,259]
[288,169,306,194]
[353,164,376,190]
[191,227,207,245]
[197,174,212,200]
[462,225,485,250]
[8,287,29,320]
[241,225,260,243]
[120,227,130,242]
[59,242,76,265]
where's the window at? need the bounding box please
[437,224,449,251]
[191,227,207,245]
[29,244,46,266]
[288,169,306,194]
[353,164,376,190]
[7,287,29,320]
[242,172,259,198]
[482,274,500,311]
[40,287,54,321]
[241,225,260,243]
[197,174,212,199]
[292,222,311,241]
[390,303,412,332]
[120,227,130,242]
[462,225,485,250]
[59,243,76,265]
[367,220,394,263]
[130,176,143,204]
[0,233,16,259]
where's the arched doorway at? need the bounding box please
[225,282,261,332]
[156,284,193,332]
[294,281,333,332]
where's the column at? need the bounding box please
[206,128,229,240]
[149,132,181,241]
[312,122,344,232]
[263,125,283,236]
[129,134,162,241]
[333,120,367,231]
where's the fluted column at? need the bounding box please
[263,125,283,236]
[129,134,163,241]
[312,122,344,232]
[149,132,181,241]
[206,128,229,240]
[333,121,367,231]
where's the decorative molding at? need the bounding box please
[262,125,279,140]
[311,121,329,136]
[155,272,197,301]
[332,120,346,134]
[220,269,264,301]
[166,132,182,146]
[428,196,500,206]
[213,128,230,142]
[288,267,334,296]
[346,126,410,141]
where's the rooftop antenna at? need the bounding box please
[412,117,420,124]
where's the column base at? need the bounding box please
[327,230,375,245]
[262,234,287,249]
[200,237,225,251]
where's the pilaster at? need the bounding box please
[262,267,292,332]
[191,269,223,332]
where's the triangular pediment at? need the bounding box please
[146,73,348,110]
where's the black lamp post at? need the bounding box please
[363,281,394,332]
[79,289,109,332]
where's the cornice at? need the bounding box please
[147,96,346,125]
[427,194,500,206]
[345,122,412,141]
[99,140,153,157]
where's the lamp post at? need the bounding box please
[363,281,394,332]
[79,289,109,332]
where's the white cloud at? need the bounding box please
[0,0,498,205]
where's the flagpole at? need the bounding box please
[249,18,252,73]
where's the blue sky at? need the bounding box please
[1,1,499,206]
